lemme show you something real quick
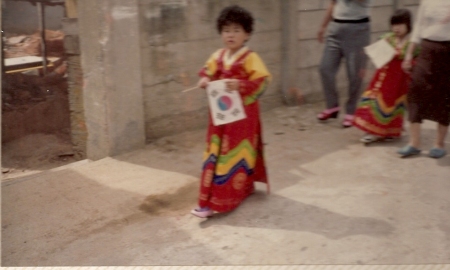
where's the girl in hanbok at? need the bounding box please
[353,9,418,143]
[191,5,271,218]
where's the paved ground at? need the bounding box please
[2,102,450,266]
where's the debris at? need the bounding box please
[1,29,75,175]
[17,90,32,101]
[58,152,75,158]
[155,138,178,152]
[4,30,64,59]
[5,34,41,58]
[7,35,27,45]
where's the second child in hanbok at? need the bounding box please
[353,9,419,143]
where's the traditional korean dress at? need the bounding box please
[197,46,271,212]
[353,33,417,137]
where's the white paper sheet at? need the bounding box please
[364,38,397,69]
[206,79,247,126]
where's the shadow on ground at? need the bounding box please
[199,192,395,240]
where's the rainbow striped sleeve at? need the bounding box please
[240,52,271,105]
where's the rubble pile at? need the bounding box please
[2,29,69,146]
[3,28,67,111]
[4,29,65,58]
[2,60,67,111]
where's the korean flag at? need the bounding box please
[206,79,247,126]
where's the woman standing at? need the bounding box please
[316,0,372,128]
[399,0,450,158]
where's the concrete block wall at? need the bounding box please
[296,0,420,104]
[139,0,284,140]
[62,18,87,159]
[401,0,421,15]
[78,0,146,160]
[74,0,421,160]
[66,54,87,158]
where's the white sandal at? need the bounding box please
[190,207,214,218]
[360,134,379,143]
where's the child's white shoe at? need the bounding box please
[191,207,214,218]
[360,134,380,143]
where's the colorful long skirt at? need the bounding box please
[198,101,268,213]
[353,58,410,137]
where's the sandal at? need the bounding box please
[190,207,214,218]
[397,145,421,158]
[342,114,354,128]
[317,107,339,121]
[360,134,380,143]
[428,148,447,159]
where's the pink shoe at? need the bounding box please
[190,207,214,218]
[342,114,354,128]
[317,107,340,121]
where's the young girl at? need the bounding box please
[353,9,418,143]
[191,5,271,218]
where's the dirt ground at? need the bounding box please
[1,74,79,179]
[2,104,449,266]
[1,133,79,178]
[1,28,75,179]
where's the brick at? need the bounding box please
[298,0,322,11]
[64,36,80,55]
[370,6,394,33]
[298,10,326,40]
[298,39,325,69]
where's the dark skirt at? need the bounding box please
[408,39,450,126]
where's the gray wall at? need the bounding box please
[139,0,421,141]
[139,0,284,140]
[78,0,146,160]
[75,0,421,160]
[2,1,64,35]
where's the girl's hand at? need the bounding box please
[225,79,240,92]
[402,59,413,74]
[197,77,211,89]
[402,43,416,75]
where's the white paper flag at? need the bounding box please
[206,79,247,126]
[364,38,397,69]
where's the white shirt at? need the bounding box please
[333,0,372,20]
[410,0,450,43]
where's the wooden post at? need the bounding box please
[37,2,48,75]
[65,0,78,18]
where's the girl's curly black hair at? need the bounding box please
[390,9,412,34]
[217,5,254,34]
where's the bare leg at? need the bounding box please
[398,122,422,157]
[435,124,449,149]
[408,122,421,148]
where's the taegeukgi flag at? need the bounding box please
[206,79,247,126]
